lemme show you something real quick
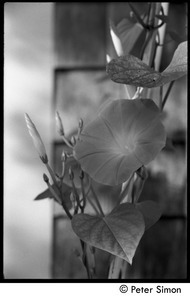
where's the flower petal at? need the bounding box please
[74,99,166,186]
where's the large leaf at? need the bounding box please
[106,41,187,88]
[135,201,162,230]
[72,203,145,264]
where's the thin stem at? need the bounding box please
[159,85,163,111]
[128,2,148,29]
[45,180,61,205]
[80,240,92,279]
[80,176,86,213]
[70,178,82,211]
[140,29,152,60]
[89,246,96,276]
[142,3,162,67]
[131,174,137,204]
[149,2,156,27]
[90,185,105,217]
[86,197,102,216]
[45,179,72,220]
[161,81,174,110]
[108,256,123,279]
[61,135,73,148]
[45,162,59,187]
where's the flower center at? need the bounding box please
[124,141,135,153]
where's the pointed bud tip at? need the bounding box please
[24,113,47,161]
[55,111,64,136]
[61,151,67,162]
[71,136,76,146]
[79,118,83,128]
[43,173,49,183]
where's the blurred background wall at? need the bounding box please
[4,3,54,278]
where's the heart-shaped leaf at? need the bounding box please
[72,203,145,264]
[106,41,187,88]
[135,201,162,230]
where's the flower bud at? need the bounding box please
[55,111,64,136]
[25,113,48,163]
[61,151,67,162]
[78,118,83,130]
[70,136,76,146]
[43,173,49,183]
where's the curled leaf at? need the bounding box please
[72,203,145,264]
[74,99,166,186]
[106,54,163,88]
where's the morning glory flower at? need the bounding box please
[25,113,48,163]
[74,99,166,186]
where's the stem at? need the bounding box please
[154,3,170,71]
[87,197,102,216]
[108,256,124,279]
[80,240,93,279]
[61,135,73,148]
[159,85,163,110]
[142,3,162,67]
[45,180,72,219]
[161,81,174,110]
[80,175,86,213]
[70,178,82,211]
[131,174,137,204]
[45,162,59,187]
[90,185,105,217]
[89,246,96,277]
[128,2,148,29]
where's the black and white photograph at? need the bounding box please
[3,2,188,295]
